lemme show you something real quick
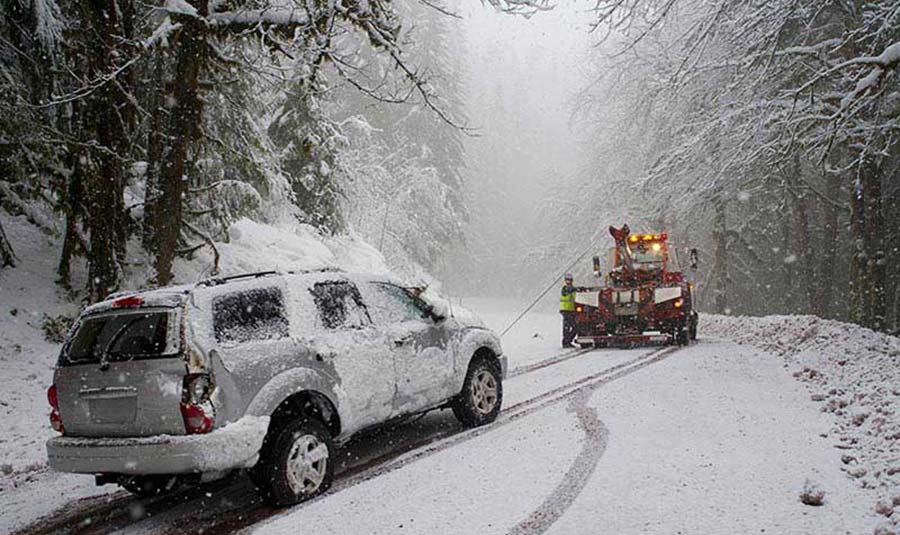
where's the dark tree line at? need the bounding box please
[564,0,900,334]
[0,0,469,302]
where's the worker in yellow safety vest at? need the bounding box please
[560,273,586,348]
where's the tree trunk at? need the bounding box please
[849,176,864,324]
[850,155,887,331]
[143,54,169,252]
[882,148,900,333]
[861,156,886,330]
[712,198,729,314]
[813,169,841,318]
[794,190,814,313]
[80,0,135,302]
[57,155,84,289]
[145,6,208,285]
[0,214,15,268]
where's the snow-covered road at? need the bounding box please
[1,299,878,534]
[250,338,871,535]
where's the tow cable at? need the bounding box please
[500,229,603,338]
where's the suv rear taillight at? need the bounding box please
[180,374,214,434]
[48,384,64,434]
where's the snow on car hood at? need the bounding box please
[418,287,485,329]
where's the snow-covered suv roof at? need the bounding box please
[81,269,403,317]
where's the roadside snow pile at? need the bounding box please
[703,314,900,532]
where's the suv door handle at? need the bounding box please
[315,352,336,362]
[80,386,137,399]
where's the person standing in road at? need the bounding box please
[560,273,585,348]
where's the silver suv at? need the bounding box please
[46,270,505,505]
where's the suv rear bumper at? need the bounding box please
[46,416,269,475]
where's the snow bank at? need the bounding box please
[0,213,83,476]
[168,217,391,283]
[704,314,900,532]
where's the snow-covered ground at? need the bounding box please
[0,214,84,476]
[1,223,895,534]
[704,314,900,534]
[249,302,877,535]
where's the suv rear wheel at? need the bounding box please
[252,416,334,506]
[452,357,502,427]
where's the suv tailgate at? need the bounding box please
[54,308,187,437]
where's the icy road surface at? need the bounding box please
[2,300,875,534]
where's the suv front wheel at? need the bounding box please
[253,416,334,506]
[452,357,503,427]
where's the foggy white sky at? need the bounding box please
[440,2,599,297]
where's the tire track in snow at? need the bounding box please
[505,387,608,535]
[507,347,594,378]
[242,346,680,535]
[507,346,680,535]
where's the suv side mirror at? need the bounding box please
[421,304,445,322]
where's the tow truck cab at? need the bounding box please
[574,230,698,347]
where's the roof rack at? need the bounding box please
[197,267,345,288]
[198,271,279,288]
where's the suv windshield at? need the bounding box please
[62,310,176,366]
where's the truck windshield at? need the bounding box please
[630,242,665,264]
[61,311,176,366]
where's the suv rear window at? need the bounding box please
[309,281,371,329]
[62,311,175,366]
[213,286,290,344]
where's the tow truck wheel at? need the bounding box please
[676,326,690,346]
[453,356,503,428]
[252,416,334,506]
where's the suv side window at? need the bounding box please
[366,283,424,325]
[213,287,290,344]
[309,281,371,329]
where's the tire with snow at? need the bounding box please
[452,356,503,428]
[252,416,334,506]
[676,324,690,346]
